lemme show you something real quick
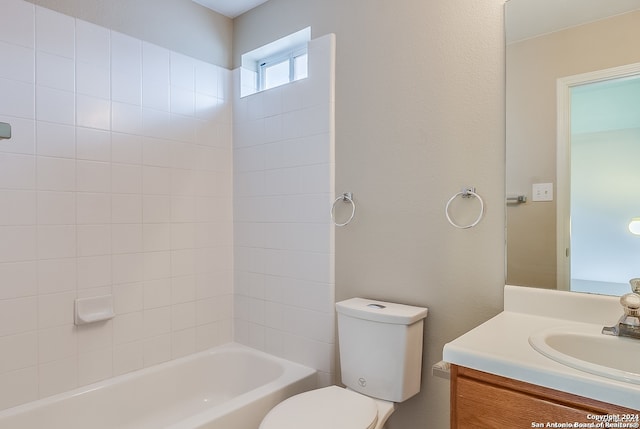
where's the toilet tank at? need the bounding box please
[336,298,428,403]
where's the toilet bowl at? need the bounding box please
[259,298,428,429]
[259,385,395,429]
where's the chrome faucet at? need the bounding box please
[602,279,640,339]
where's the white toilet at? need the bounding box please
[260,297,428,429]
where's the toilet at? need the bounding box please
[260,297,428,429]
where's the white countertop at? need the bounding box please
[443,285,640,410]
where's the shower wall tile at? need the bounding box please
[0,297,38,337]
[142,333,171,366]
[112,194,142,224]
[111,32,142,73]
[37,258,76,294]
[37,225,76,259]
[78,347,112,386]
[35,7,74,59]
[111,34,142,106]
[76,193,110,224]
[36,86,75,125]
[0,1,233,411]
[0,78,35,119]
[233,34,336,384]
[36,52,74,91]
[76,62,110,99]
[0,190,36,225]
[77,128,110,161]
[113,341,143,376]
[142,43,170,111]
[38,325,76,363]
[76,94,110,130]
[171,53,196,90]
[112,102,143,135]
[112,133,142,164]
[0,367,38,410]
[0,227,37,263]
[0,261,37,300]
[36,122,75,159]
[38,356,77,398]
[76,20,110,68]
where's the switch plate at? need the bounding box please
[532,183,553,201]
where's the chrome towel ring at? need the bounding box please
[445,187,484,229]
[331,192,356,227]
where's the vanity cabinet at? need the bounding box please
[450,365,638,428]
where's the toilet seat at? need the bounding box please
[259,386,379,429]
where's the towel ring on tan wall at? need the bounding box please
[331,192,356,227]
[445,187,484,229]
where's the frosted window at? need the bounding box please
[240,27,311,97]
[264,59,290,90]
[294,54,308,80]
[258,49,308,91]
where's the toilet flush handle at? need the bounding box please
[366,303,386,310]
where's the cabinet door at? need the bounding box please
[454,376,597,428]
[451,365,639,429]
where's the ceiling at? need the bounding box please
[192,0,270,18]
[202,0,640,33]
[505,0,640,43]
[196,0,640,36]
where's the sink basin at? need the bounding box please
[529,324,640,384]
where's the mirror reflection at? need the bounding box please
[505,0,640,295]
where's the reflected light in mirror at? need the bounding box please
[628,218,640,235]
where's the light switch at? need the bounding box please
[532,183,553,201]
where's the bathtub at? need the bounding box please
[0,343,317,429]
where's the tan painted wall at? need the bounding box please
[506,10,640,289]
[234,1,506,427]
[22,0,233,67]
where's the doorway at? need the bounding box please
[557,64,640,295]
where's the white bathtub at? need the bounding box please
[0,343,317,429]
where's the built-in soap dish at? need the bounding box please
[74,295,115,326]
[0,122,11,140]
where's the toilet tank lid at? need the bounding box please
[336,298,428,325]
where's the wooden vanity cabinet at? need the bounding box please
[451,365,638,428]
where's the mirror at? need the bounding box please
[505,0,640,295]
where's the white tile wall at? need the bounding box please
[0,0,233,410]
[233,34,336,385]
